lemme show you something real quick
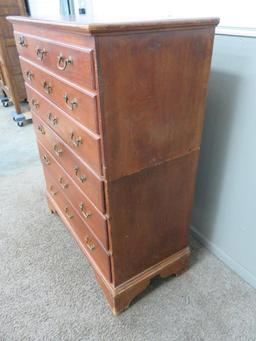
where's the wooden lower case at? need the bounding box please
[47,193,190,315]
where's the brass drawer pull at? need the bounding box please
[63,93,77,111]
[57,53,73,71]
[74,166,87,183]
[85,235,96,251]
[49,185,58,196]
[42,154,50,165]
[71,131,83,147]
[53,143,63,156]
[31,99,39,109]
[64,206,74,219]
[37,124,45,135]
[25,70,34,81]
[79,202,92,219]
[41,80,52,94]
[36,47,47,61]
[19,35,27,47]
[59,176,69,189]
[48,112,58,125]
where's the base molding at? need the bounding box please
[47,192,190,315]
[95,246,190,315]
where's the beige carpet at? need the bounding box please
[1,105,256,341]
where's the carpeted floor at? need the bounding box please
[0,105,256,341]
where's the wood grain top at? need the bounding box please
[8,15,219,34]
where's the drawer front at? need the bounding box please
[15,33,96,90]
[46,174,111,282]
[27,86,102,175]
[20,57,99,133]
[40,151,108,250]
[34,123,105,212]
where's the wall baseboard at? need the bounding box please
[190,225,256,289]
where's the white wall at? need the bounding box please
[27,0,256,29]
[28,0,60,17]
[192,34,256,288]
[73,0,93,16]
[28,0,93,18]
[91,0,256,28]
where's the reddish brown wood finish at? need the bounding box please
[15,32,96,90]
[95,246,190,315]
[36,139,105,213]
[37,142,108,250]
[108,151,199,285]
[8,15,219,314]
[33,106,101,173]
[96,28,215,181]
[26,84,101,166]
[45,174,111,282]
[12,21,96,46]
[8,15,219,34]
[28,91,102,175]
[0,1,27,113]
[20,57,99,133]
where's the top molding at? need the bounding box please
[8,16,219,35]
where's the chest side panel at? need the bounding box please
[96,27,215,181]
[107,151,199,285]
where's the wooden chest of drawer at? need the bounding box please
[9,15,219,315]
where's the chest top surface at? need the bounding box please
[7,15,219,34]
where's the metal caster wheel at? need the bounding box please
[17,121,24,127]
[3,101,9,107]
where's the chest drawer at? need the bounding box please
[28,86,102,174]
[33,111,102,175]
[46,173,111,282]
[15,33,96,90]
[20,57,99,133]
[39,146,109,250]
[34,122,105,212]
